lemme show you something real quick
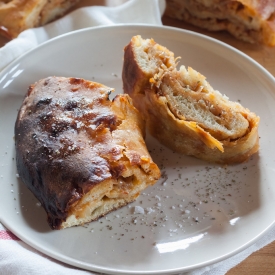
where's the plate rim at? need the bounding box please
[1,23,275,274]
[2,23,275,83]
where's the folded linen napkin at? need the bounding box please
[0,0,274,274]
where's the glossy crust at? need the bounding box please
[165,0,275,46]
[0,0,79,39]
[15,76,160,229]
[122,35,260,164]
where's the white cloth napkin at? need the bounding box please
[0,0,274,274]
[0,0,165,71]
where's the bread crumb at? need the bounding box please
[134,206,145,214]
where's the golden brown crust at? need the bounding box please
[15,76,160,229]
[122,42,147,102]
[122,35,260,164]
[165,0,275,46]
[0,0,79,39]
[122,35,176,112]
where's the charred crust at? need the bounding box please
[15,77,120,228]
[15,76,159,229]
[36,97,52,107]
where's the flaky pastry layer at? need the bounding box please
[15,76,160,229]
[122,35,260,164]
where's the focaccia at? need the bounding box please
[165,0,275,46]
[122,35,260,164]
[15,76,160,229]
[0,0,79,39]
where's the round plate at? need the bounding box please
[0,24,275,274]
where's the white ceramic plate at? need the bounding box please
[1,25,275,275]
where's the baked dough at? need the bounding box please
[165,0,275,46]
[122,35,260,164]
[15,76,160,229]
[0,0,79,39]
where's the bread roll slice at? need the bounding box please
[122,35,260,164]
[165,0,275,46]
[0,0,79,39]
[15,76,160,229]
